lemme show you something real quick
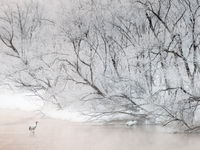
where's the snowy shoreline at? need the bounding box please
[0,91,133,123]
[0,91,90,122]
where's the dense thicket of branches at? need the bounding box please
[1,0,200,131]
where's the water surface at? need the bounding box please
[0,109,200,150]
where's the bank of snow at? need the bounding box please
[0,89,90,122]
[0,92,42,111]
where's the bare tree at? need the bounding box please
[0,1,63,109]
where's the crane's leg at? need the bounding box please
[29,130,34,136]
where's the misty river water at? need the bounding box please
[0,109,200,150]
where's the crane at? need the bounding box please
[29,121,38,134]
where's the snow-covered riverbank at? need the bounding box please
[0,90,138,123]
[0,91,89,122]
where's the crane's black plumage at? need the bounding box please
[29,121,38,133]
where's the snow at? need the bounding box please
[0,89,136,123]
[0,89,89,122]
[0,92,42,111]
[44,109,88,122]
